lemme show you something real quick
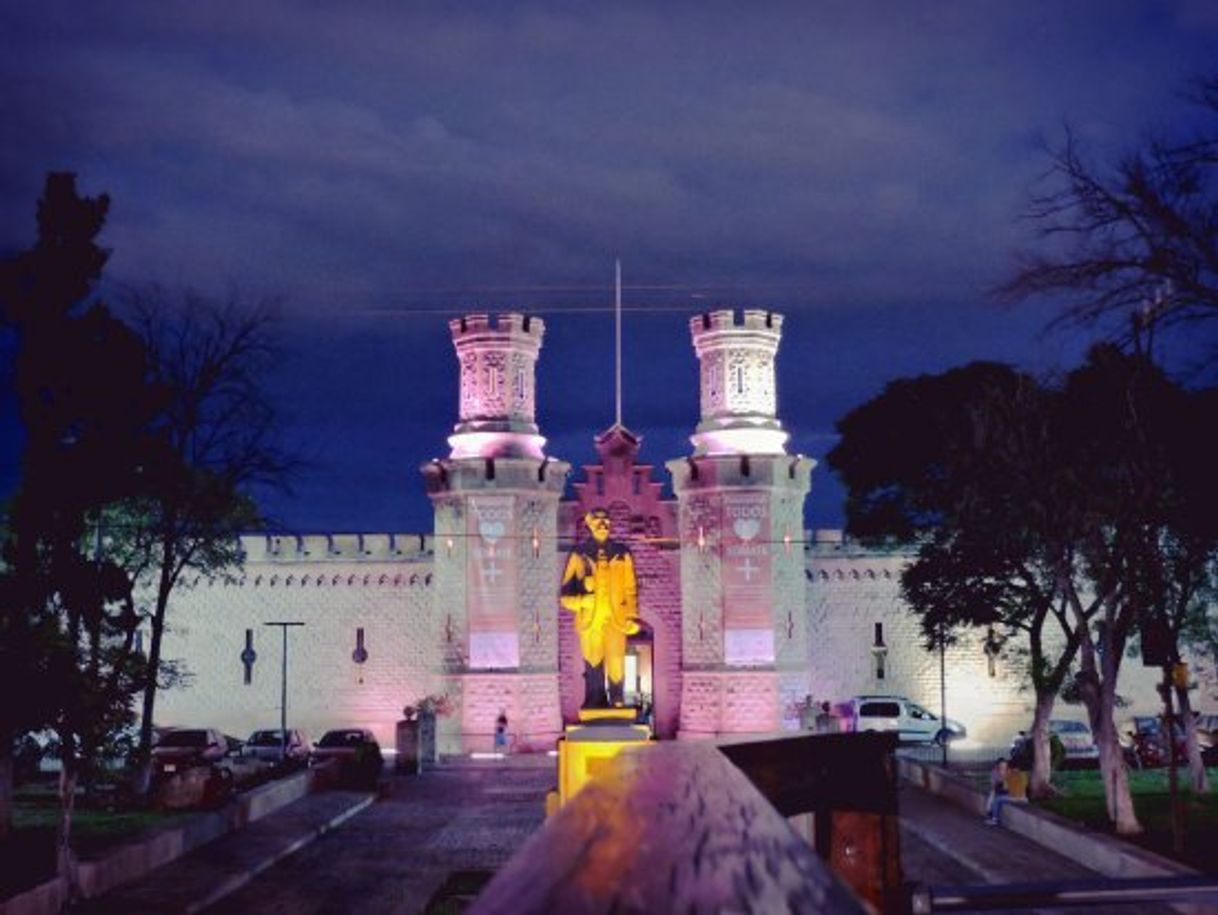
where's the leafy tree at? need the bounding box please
[0,173,164,883]
[999,75,1218,353]
[1061,350,1218,805]
[829,349,1218,832]
[827,362,1097,801]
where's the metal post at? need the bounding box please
[939,627,948,767]
[265,622,305,762]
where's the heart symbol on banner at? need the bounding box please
[480,521,506,542]
[734,518,760,541]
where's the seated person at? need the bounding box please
[985,758,1012,824]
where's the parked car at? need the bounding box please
[1123,715,1188,769]
[151,728,229,779]
[1010,719,1097,770]
[846,695,966,745]
[310,728,383,787]
[244,728,312,765]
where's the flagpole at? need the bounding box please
[615,258,622,427]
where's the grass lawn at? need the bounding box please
[1,785,186,899]
[1034,767,1218,875]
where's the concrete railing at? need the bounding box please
[471,739,871,914]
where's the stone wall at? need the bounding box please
[804,535,1209,746]
[156,534,436,751]
[150,528,1215,756]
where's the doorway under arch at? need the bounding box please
[624,620,654,712]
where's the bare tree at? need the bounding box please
[112,288,297,794]
[999,75,1218,353]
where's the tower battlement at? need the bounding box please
[685,309,789,456]
[449,312,544,346]
[447,311,548,459]
[690,308,783,338]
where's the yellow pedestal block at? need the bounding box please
[553,718,652,811]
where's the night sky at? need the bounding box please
[3,2,1216,534]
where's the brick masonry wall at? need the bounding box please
[155,545,436,751]
[151,531,1216,757]
[678,670,781,738]
[458,671,562,753]
[430,499,469,755]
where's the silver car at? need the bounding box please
[243,728,312,765]
[848,695,967,745]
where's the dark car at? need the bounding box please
[151,728,229,778]
[1124,715,1189,769]
[244,729,312,766]
[310,728,383,787]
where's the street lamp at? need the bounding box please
[264,621,305,763]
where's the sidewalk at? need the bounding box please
[73,790,374,915]
[900,782,1181,914]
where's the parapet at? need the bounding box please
[241,533,434,562]
[689,309,783,338]
[449,312,545,346]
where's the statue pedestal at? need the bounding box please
[551,708,651,813]
[577,707,640,724]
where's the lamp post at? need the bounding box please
[264,622,305,762]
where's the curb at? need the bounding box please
[184,793,375,914]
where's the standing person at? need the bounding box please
[815,701,837,735]
[985,758,1011,825]
[494,710,508,755]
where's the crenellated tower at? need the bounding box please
[667,309,813,738]
[422,313,569,754]
[690,309,789,457]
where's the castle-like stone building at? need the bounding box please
[156,309,1182,754]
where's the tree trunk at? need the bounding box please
[135,548,174,797]
[1028,691,1056,798]
[0,747,12,841]
[1174,681,1210,794]
[1076,643,1143,835]
[57,750,80,900]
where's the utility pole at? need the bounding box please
[264,622,305,762]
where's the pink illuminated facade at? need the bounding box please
[426,308,811,750]
[156,307,1188,757]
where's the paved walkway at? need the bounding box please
[74,790,375,915]
[900,782,1179,914]
[73,757,1197,914]
[72,760,553,914]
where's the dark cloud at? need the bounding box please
[2,2,1215,531]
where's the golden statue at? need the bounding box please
[560,508,640,708]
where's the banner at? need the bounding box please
[466,495,519,668]
[722,491,774,663]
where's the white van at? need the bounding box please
[848,695,966,745]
